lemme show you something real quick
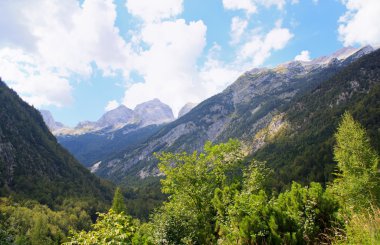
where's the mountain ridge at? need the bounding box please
[0,78,113,207]
[51,98,174,136]
[90,46,379,185]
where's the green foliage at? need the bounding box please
[152,139,244,244]
[65,209,138,245]
[151,141,339,244]
[331,112,380,212]
[335,208,380,245]
[111,187,127,214]
[0,197,92,244]
[272,182,339,244]
[325,113,380,244]
[0,79,113,208]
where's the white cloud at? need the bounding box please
[338,0,380,47]
[1,0,295,122]
[239,26,293,66]
[230,17,248,44]
[223,0,257,14]
[294,50,311,61]
[126,0,183,22]
[222,0,286,14]
[199,44,243,96]
[0,48,73,107]
[0,0,130,108]
[105,100,120,111]
[123,19,207,116]
[29,0,130,76]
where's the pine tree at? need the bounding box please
[332,112,380,212]
[111,187,127,214]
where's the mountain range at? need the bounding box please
[38,46,380,191]
[48,98,175,136]
[77,46,379,187]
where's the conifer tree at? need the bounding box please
[111,187,127,214]
[332,112,380,212]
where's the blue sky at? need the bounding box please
[0,0,379,126]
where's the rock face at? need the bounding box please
[0,78,112,204]
[134,99,174,126]
[55,100,173,168]
[91,46,379,184]
[52,99,174,136]
[178,102,197,117]
[97,105,134,128]
[39,110,64,131]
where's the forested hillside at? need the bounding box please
[0,79,114,243]
[0,79,113,206]
[254,48,380,189]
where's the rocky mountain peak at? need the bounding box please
[97,105,134,128]
[39,110,64,131]
[178,102,198,117]
[134,99,174,126]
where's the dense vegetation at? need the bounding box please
[0,79,114,244]
[0,80,113,208]
[64,113,380,244]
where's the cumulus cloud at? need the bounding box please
[125,3,293,116]
[223,0,257,14]
[105,100,120,111]
[123,19,207,116]
[0,48,73,107]
[339,0,380,46]
[294,50,311,61]
[230,17,248,44]
[239,26,293,66]
[0,0,129,108]
[222,0,286,14]
[0,1,37,51]
[1,0,295,121]
[199,44,243,97]
[126,0,183,22]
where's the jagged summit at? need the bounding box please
[134,98,174,127]
[40,110,64,131]
[90,46,380,182]
[50,99,174,136]
[97,105,134,128]
[178,102,198,118]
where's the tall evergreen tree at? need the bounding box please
[111,187,127,214]
[331,112,380,212]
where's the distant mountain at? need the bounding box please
[133,98,174,127]
[178,102,197,117]
[53,99,173,168]
[97,105,134,128]
[52,99,174,136]
[58,124,163,168]
[40,110,64,131]
[0,78,112,206]
[91,46,380,186]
